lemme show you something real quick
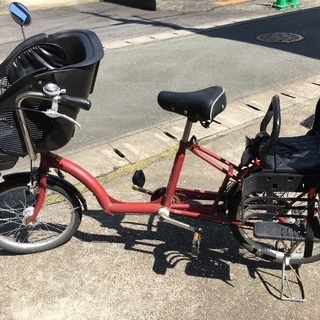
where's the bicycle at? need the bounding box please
[1,2,320,302]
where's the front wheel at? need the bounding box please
[228,191,320,265]
[0,178,82,254]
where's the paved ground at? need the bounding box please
[1,95,320,319]
[1,0,320,319]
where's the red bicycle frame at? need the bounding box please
[33,118,243,225]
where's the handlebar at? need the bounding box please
[59,94,91,111]
[15,87,91,161]
[16,91,91,110]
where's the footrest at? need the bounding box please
[254,222,320,242]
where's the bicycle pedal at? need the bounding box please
[132,169,145,188]
[191,229,202,256]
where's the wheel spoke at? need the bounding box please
[229,191,320,264]
[0,179,81,253]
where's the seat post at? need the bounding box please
[181,118,193,143]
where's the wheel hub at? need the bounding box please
[22,206,38,226]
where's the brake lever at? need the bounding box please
[43,88,81,129]
[43,109,81,129]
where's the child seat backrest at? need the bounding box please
[0,29,104,163]
[0,29,104,96]
[0,33,66,94]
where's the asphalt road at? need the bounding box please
[1,1,320,154]
[77,4,320,152]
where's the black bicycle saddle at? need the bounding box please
[157,86,227,123]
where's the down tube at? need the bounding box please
[44,153,162,215]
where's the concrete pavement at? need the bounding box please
[2,94,320,319]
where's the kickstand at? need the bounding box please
[280,255,306,302]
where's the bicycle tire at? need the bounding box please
[0,178,82,254]
[228,191,320,265]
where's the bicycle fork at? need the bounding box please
[22,169,47,227]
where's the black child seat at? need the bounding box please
[241,97,320,253]
[260,97,320,173]
[0,29,104,170]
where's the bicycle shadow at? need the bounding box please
[74,209,290,299]
[0,207,295,299]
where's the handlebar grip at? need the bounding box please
[59,95,91,111]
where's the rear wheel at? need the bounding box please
[0,179,82,254]
[228,191,320,265]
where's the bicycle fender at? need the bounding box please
[2,172,87,210]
